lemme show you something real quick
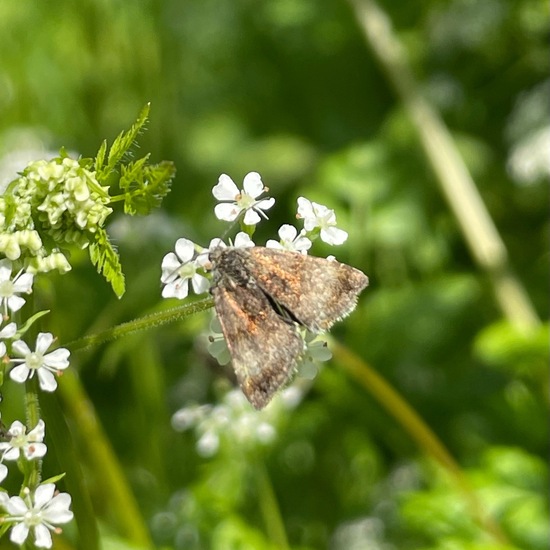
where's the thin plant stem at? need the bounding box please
[331,338,509,545]
[347,0,540,333]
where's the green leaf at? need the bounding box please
[95,139,107,174]
[89,228,126,297]
[121,159,175,215]
[98,103,151,180]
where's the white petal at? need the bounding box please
[294,236,312,253]
[242,209,261,226]
[160,253,182,283]
[233,232,255,248]
[37,368,58,392]
[0,463,7,483]
[25,442,47,459]
[208,238,226,250]
[191,274,210,294]
[297,197,314,219]
[255,197,275,212]
[35,333,54,354]
[174,238,196,263]
[6,295,25,312]
[0,342,5,356]
[214,203,241,222]
[11,339,31,356]
[9,364,31,383]
[265,239,283,250]
[29,419,46,441]
[0,259,13,281]
[43,348,70,369]
[278,224,298,241]
[8,420,25,435]
[3,447,20,460]
[13,272,34,293]
[161,279,189,300]
[242,172,264,198]
[34,524,53,548]
[212,174,239,200]
[43,493,73,523]
[320,226,348,245]
[34,484,56,507]
[10,522,29,545]
[0,321,17,338]
[7,496,28,515]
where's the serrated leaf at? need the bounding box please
[89,228,126,297]
[95,139,108,175]
[122,160,175,216]
[105,103,151,176]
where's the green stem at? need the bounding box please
[255,461,290,550]
[331,339,509,545]
[64,298,213,352]
[24,376,42,490]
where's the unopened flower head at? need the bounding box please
[3,483,73,549]
[297,197,348,245]
[9,332,70,392]
[212,172,275,226]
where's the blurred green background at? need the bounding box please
[0,0,548,549]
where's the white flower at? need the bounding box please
[207,232,255,254]
[5,484,74,548]
[9,333,70,392]
[0,420,47,461]
[212,172,275,225]
[266,224,312,254]
[296,197,348,245]
[297,332,332,380]
[161,238,210,300]
[0,463,7,483]
[0,321,17,357]
[0,259,34,315]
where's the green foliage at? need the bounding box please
[89,227,125,299]
[0,0,547,549]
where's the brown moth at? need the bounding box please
[209,246,368,409]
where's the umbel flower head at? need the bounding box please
[1,484,74,548]
[9,332,70,392]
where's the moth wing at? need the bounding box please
[212,282,304,409]
[244,247,369,332]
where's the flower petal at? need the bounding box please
[278,224,298,241]
[161,279,189,300]
[6,295,25,312]
[320,226,348,245]
[43,493,74,523]
[0,463,7,483]
[35,333,54,354]
[25,442,47,459]
[43,348,70,370]
[11,339,31,356]
[13,272,34,293]
[37,368,58,392]
[297,197,314,219]
[254,197,275,212]
[174,238,196,263]
[191,274,210,295]
[9,364,31,383]
[7,496,28,515]
[212,174,239,200]
[0,259,13,281]
[242,172,264,198]
[233,232,255,248]
[242,209,261,226]
[34,484,56,507]
[34,524,53,548]
[10,522,30,545]
[214,203,241,222]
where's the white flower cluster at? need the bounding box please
[160,172,348,416]
[0,258,73,548]
[171,387,302,457]
[0,156,112,273]
[160,171,348,300]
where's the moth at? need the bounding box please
[209,246,368,409]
